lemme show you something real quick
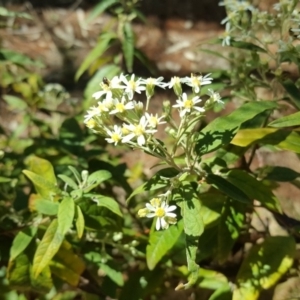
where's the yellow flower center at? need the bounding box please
[155,207,165,218]
[129,80,136,91]
[134,125,144,136]
[111,133,121,143]
[116,103,125,112]
[184,99,193,109]
[191,77,200,86]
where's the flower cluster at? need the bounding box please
[138,197,177,230]
[84,73,222,230]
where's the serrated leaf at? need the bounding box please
[58,197,75,235]
[225,170,282,212]
[122,22,134,72]
[206,174,251,204]
[10,227,38,262]
[32,219,64,277]
[234,236,295,300]
[92,195,122,217]
[268,111,300,127]
[76,205,85,239]
[146,220,183,270]
[23,170,59,200]
[75,32,116,80]
[195,101,277,155]
[84,170,112,193]
[231,128,300,153]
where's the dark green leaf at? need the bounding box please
[281,79,300,109]
[195,101,277,155]
[229,39,267,53]
[122,22,134,72]
[206,174,251,204]
[262,166,300,182]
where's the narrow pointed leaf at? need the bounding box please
[58,197,75,235]
[268,111,300,127]
[32,219,64,277]
[84,170,111,192]
[122,22,134,72]
[146,220,183,270]
[86,0,119,23]
[76,205,85,239]
[281,79,300,109]
[58,174,78,190]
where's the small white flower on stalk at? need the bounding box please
[142,77,166,98]
[109,97,134,115]
[122,116,156,146]
[85,118,97,129]
[207,89,223,105]
[105,125,123,145]
[168,76,184,96]
[184,73,213,93]
[145,112,166,128]
[173,93,205,117]
[144,200,177,230]
[92,76,122,100]
[120,74,146,100]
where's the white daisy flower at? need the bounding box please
[122,116,156,146]
[145,201,177,230]
[184,73,213,93]
[120,74,146,100]
[92,76,122,100]
[207,89,223,105]
[105,125,123,145]
[145,112,166,128]
[109,97,134,115]
[173,93,205,117]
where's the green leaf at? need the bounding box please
[86,0,119,23]
[76,205,85,239]
[234,236,295,300]
[195,101,277,155]
[23,170,60,200]
[206,174,251,204]
[58,197,75,235]
[229,39,267,53]
[217,200,246,263]
[84,170,112,192]
[75,32,116,80]
[232,128,300,153]
[262,166,300,182]
[29,194,59,215]
[58,174,78,190]
[91,195,123,217]
[25,156,57,186]
[0,49,43,67]
[3,95,28,110]
[281,79,300,109]
[225,170,282,212]
[146,220,183,270]
[122,22,134,72]
[10,227,38,261]
[50,240,85,287]
[100,263,124,286]
[32,219,64,277]
[268,111,300,127]
[176,182,204,289]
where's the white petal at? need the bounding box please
[167,205,177,212]
[156,218,161,230]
